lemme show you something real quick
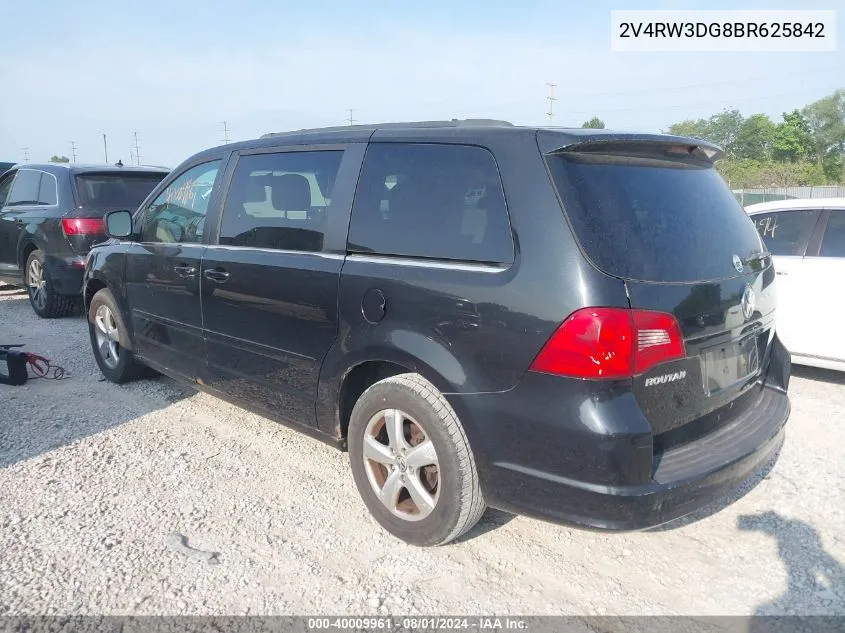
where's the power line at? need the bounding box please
[132,132,141,166]
[70,142,78,163]
[222,121,230,144]
[347,109,356,126]
[546,83,557,126]
[21,147,30,164]
[564,88,828,116]
[572,63,845,100]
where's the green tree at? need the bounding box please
[49,155,70,163]
[669,118,710,140]
[802,89,845,166]
[717,159,826,188]
[772,110,814,162]
[581,117,605,129]
[705,109,744,157]
[734,113,776,160]
[669,109,744,157]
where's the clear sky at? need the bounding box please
[0,0,842,167]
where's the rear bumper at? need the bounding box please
[479,388,786,530]
[448,338,791,530]
[45,255,86,296]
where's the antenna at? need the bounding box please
[21,147,30,164]
[102,134,109,163]
[132,132,141,166]
[347,109,356,126]
[70,141,78,163]
[222,121,231,143]
[546,83,557,126]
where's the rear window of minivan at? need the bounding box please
[546,152,765,283]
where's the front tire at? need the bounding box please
[88,288,146,384]
[348,373,486,546]
[25,249,77,318]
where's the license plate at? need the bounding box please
[702,334,760,395]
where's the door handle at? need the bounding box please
[173,264,197,278]
[204,269,230,283]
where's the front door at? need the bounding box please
[124,160,223,380]
[200,145,359,428]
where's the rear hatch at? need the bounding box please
[543,134,775,450]
[66,171,167,253]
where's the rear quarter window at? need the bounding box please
[348,143,514,264]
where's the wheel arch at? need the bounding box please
[318,344,465,442]
[18,240,39,271]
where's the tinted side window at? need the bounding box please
[219,150,343,252]
[819,210,845,258]
[752,211,818,256]
[0,173,14,206]
[348,143,513,263]
[141,161,220,244]
[7,170,42,205]
[37,173,58,205]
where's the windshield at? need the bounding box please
[547,153,765,283]
[75,173,166,209]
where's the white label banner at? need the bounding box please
[611,10,837,52]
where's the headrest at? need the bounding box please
[270,174,311,211]
[243,176,268,203]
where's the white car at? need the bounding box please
[746,198,845,372]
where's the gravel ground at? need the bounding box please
[0,283,843,616]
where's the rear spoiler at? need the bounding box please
[537,131,724,164]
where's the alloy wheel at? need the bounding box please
[362,408,441,521]
[27,258,47,311]
[94,305,121,369]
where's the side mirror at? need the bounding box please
[104,210,133,239]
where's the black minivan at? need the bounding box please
[84,121,790,546]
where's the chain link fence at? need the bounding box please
[733,186,845,206]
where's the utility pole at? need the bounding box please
[546,83,557,126]
[222,121,230,143]
[347,109,355,126]
[132,132,141,166]
[70,141,78,163]
[21,147,30,164]
[102,134,109,163]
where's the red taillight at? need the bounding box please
[61,218,105,236]
[529,307,685,380]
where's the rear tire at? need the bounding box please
[88,288,146,384]
[25,249,76,319]
[348,373,486,546]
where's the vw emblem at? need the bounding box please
[732,255,744,273]
[741,285,756,321]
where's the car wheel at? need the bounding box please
[88,288,146,384]
[25,249,77,318]
[348,373,486,546]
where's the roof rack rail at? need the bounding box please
[260,118,514,139]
